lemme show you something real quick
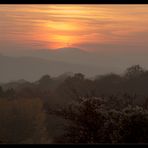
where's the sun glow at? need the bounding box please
[1,5,148,50]
[38,21,83,48]
[46,22,79,31]
[51,34,75,47]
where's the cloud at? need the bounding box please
[1,5,148,51]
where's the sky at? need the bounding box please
[0,4,148,52]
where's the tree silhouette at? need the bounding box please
[124,65,145,79]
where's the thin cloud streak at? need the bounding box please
[0,5,148,50]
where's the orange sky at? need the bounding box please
[0,4,148,51]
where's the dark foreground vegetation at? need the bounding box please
[1,65,148,144]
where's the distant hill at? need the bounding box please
[2,46,148,79]
[0,54,105,82]
[21,47,90,65]
[0,47,128,82]
[6,47,123,69]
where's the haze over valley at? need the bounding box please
[1,4,148,144]
[1,46,148,82]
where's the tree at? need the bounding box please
[73,73,85,80]
[124,65,145,79]
[38,75,51,84]
[37,75,53,91]
[117,106,148,143]
[52,97,108,143]
[55,73,94,104]
[5,88,16,99]
[94,73,122,96]
[0,98,49,144]
[0,86,4,98]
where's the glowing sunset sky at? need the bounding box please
[0,4,148,51]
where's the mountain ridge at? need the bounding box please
[0,54,103,82]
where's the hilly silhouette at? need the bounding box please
[2,47,148,82]
[0,54,101,82]
[6,47,147,70]
[1,47,139,82]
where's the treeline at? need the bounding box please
[1,65,148,143]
